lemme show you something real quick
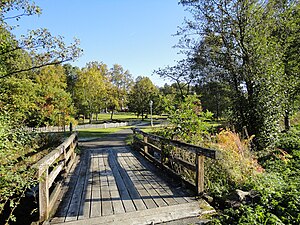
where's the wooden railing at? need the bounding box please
[33,133,78,221]
[132,128,217,195]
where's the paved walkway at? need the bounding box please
[49,127,213,225]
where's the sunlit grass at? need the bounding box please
[77,126,132,138]
[79,113,168,124]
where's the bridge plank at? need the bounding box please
[111,150,147,211]
[89,154,102,217]
[52,201,202,225]
[121,152,168,207]
[117,150,158,209]
[129,147,194,204]
[98,152,114,216]
[102,151,125,215]
[108,150,137,213]
[77,151,92,220]
[49,155,82,224]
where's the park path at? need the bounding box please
[49,125,212,225]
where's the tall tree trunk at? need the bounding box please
[110,108,114,121]
[284,110,290,131]
[89,113,92,124]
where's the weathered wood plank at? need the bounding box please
[112,150,146,211]
[196,154,205,194]
[121,148,180,206]
[122,151,168,208]
[98,151,114,216]
[90,154,102,217]
[53,201,203,225]
[132,128,217,159]
[128,148,189,205]
[169,155,196,171]
[39,168,49,221]
[77,151,92,220]
[48,162,64,189]
[102,151,125,215]
[118,151,158,209]
[64,153,88,222]
[108,150,136,213]
[50,155,82,224]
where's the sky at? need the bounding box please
[9,0,189,86]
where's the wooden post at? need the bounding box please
[63,145,67,169]
[39,168,49,221]
[161,143,165,167]
[196,154,205,195]
[143,136,148,154]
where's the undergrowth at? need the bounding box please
[0,114,64,224]
[156,96,300,224]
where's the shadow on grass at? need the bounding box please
[78,130,113,138]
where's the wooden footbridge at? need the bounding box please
[34,127,216,225]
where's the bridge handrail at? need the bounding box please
[33,132,78,221]
[131,128,217,194]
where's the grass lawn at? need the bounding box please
[77,126,132,138]
[79,113,168,124]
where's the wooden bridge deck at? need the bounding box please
[49,145,211,225]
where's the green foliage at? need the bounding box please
[178,0,300,149]
[128,76,159,120]
[209,128,300,225]
[106,64,133,119]
[161,94,212,144]
[276,128,300,152]
[74,62,108,121]
[0,114,37,223]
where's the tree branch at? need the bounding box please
[0,59,72,79]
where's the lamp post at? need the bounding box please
[149,100,153,127]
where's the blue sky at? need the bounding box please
[10,0,189,86]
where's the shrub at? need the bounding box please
[0,114,38,223]
[160,94,213,144]
[205,130,263,197]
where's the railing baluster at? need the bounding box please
[143,136,148,154]
[39,167,49,221]
[196,154,205,195]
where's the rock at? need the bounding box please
[203,194,214,204]
[236,189,250,201]
[225,189,256,208]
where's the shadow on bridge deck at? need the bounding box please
[48,129,214,225]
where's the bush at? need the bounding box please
[209,133,300,225]
[276,128,300,152]
[160,94,213,144]
[205,129,263,198]
[0,114,38,223]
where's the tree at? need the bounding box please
[0,1,82,80]
[107,64,133,120]
[194,81,231,119]
[0,76,39,123]
[128,76,159,120]
[63,63,80,98]
[30,65,75,127]
[154,59,197,99]
[74,62,108,123]
[272,1,300,130]
[178,0,299,149]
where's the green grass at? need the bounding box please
[77,126,132,138]
[78,113,168,124]
[95,113,137,120]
